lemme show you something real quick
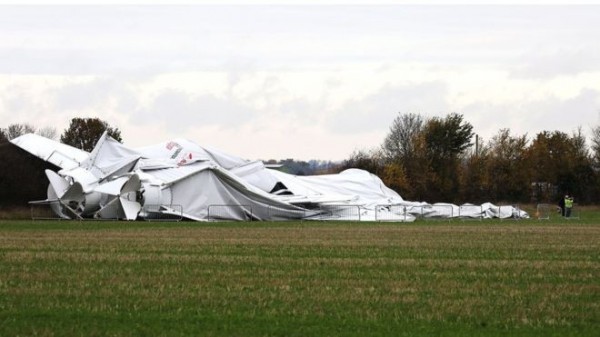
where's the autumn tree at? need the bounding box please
[527,131,564,201]
[343,112,600,204]
[460,140,491,203]
[525,130,595,202]
[485,129,530,202]
[567,128,596,203]
[377,112,473,201]
[382,161,411,197]
[60,117,122,152]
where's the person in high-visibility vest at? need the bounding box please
[564,195,574,217]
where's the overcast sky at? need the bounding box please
[1,5,599,160]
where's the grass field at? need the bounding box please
[0,217,598,336]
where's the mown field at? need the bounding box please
[0,217,598,336]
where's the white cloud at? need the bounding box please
[512,48,600,79]
[461,88,600,144]
[2,5,600,160]
[325,82,449,134]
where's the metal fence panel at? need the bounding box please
[422,204,455,221]
[407,205,428,220]
[564,203,580,220]
[317,204,361,221]
[143,204,183,222]
[267,206,309,221]
[30,201,65,220]
[536,203,551,220]
[375,205,408,222]
[207,204,253,221]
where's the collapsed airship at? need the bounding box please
[10,133,528,221]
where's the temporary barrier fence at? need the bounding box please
[30,200,185,222]
[266,206,309,221]
[563,203,580,220]
[421,204,455,221]
[317,204,362,221]
[536,203,552,220]
[143,204,183,222]
[207,204,253,221]
[28,201,549,222]
[375,205,408,222]
[382,204,454,221]
[29,200,67,220]
[536,203,582,220]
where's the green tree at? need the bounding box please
[590,125,600,168]
[423,113,474,159]
[422,113,474,202]
[61,117,122,152]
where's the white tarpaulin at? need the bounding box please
[11,133,528,222]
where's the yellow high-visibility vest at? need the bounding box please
[565,198,574,208]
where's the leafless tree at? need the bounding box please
[37,126,58,140]
[382,113,424,162]
[4,123,36,140]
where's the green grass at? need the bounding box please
[0,218,598,336]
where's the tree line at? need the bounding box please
[339,112,600,205]
[0,118,122,150]
[3,115,600,207]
